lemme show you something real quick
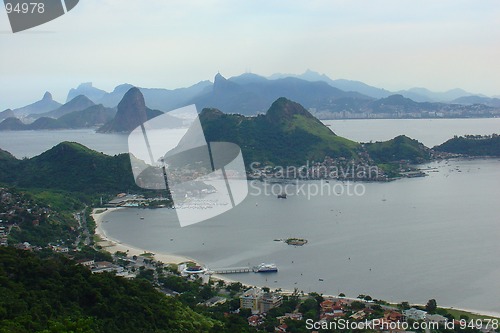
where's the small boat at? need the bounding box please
[140,217,145,220]
[277,193,287,199]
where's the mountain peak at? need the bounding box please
[382,94,415,103]
[0,117,25,130]
[266,97,314,124]
[66,82,107,103]
[0,147,16,160]
[33,141,100,161]
[200,107,225,121]
[214,72,226,82]
[213,72,240,94]
[69,94,94,104]
[175,98,357,167]
[97,87,147,133]
[78,82,93,88]
[42,92,53,101]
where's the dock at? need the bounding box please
[210,267,251,274]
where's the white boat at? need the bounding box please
[253,263,278,273]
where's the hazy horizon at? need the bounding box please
[1,0,499,109]
[1,70,499,110]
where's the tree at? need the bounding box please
[310,292,324,305]
[400,301,410,310]
[299,298,319,319]
[425,299,437,313]
[351,301,366,311]
[226,282,243,293]
[239,308,252,318]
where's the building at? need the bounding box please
[320,299,335,313]
[385,310,404,322]
[240,288,282,314]
[259,292,283,313]
[350,310,367,320]
[77,259,95,267]
[426,314,447,324]
[202,296,227,307]
[247,314,264,327]
[240,288,262,313]
[91,261,124,274]
[403,308,427,321]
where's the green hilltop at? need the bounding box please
[0,142,138,195]
[434,134,500,156]
[365,135,432,164]
[194,97,361,166]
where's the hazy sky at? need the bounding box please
[1,0,499,109]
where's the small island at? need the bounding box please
[285,238,308,246]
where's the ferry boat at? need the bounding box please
[253,263,278,273]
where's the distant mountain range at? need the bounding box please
[0,94,117,131]
[451,95,500,108]
[0,109,14,121]
[269,69,393,99]
[11,92,62,117]
[0,88,185,132]
[189,72,370,115]
[67,81,211,111]
[0,105,116,131]
[1,71,499,128]
[30,95,96,119]
[267,69,492,103]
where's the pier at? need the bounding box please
[210,267,252,274]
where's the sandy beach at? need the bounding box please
[92,208,238,285]
[93,208,193,265]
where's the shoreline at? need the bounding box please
[91,207,500,319]
[92,207,238,286]
[93,207,192,265]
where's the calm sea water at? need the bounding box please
[324,118,500,147]
[1,118,500,157]
[1,119,499,314]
